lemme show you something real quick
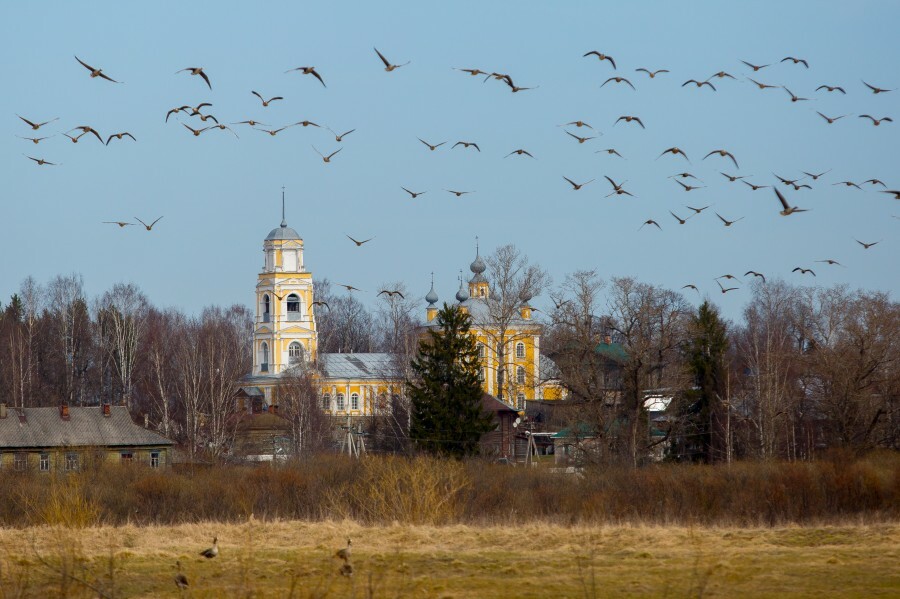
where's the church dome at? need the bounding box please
[425,282,439,305]
[455,277,470,302]
[266,219,302,241]
[470,251,486,275]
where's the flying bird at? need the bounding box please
[105,132,136,145]
[709,71,737,80]
[783,87,810,102]
[855,239,880,249]
[816,84,846,94]
[682,284,700,294]
[669,172,702,181]
[601,76,635,90]
[639,219,661,230]
[745,271,767,282]
[312,146,342,163]
[583,51,616,69]
[801,169,831,180]
[635,68,668,78]
[17,115,58,130]
[596,148,624,158]
[184,102,213,116]
[165,106,189,122]
[336,284,362,292]
[346,235,374,246]
[674,179,705,192]
[740,60,770,71]
[454,67,488,76]
[16,135,51,144]
[24,155,57,166]
[879,190,900,199]
[747,77,778,90]
[682,79,716,91]
[716,280,739,294]
[742,180,770,191]
[716,213,743,227]
[182,124,210,137]
[774,174,802,187]
[686,205,710,214]
[378,289,406,299]
[292,120,321,128]
[251,91,284,107]
[863,179,886,187]
[669,211,690,224]
[311,300,330,310]
[208,123,239,138]
[74,56,120,82]
[103,221,134,227]
[176,67,211,89]
[200,537,218,559]
[562,120,593,129]
[453,141,481,151]
[781,56,809,68]
[815,259,843,266]
[658,147,690,162]
[446,189,473,197]
[136,217,163,231]
[716,274,738,281]
[774,188,808,216]
[285,66,326,87]
[604,176,631,197]
[721,172,746,182]
[401,187,426,198]
[563,176,594,191]
[327,127,356,142]
[505,149,535,158]
[565,131,596,144]
[833,180,862,189]
[374,47,409,71]
[418,138,446,151]
[67,126,103,143]
[703,149,739,169]
[859,115,893,126]
[256,126,290,136]
[862,80,895,94]
[792,267,816,276]
[615,115,645,128]
[816,112,847,124]
[503,78,537,93]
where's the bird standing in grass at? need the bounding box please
[335,538,352,562]
[174,561,189,589]
[200,537,219,559]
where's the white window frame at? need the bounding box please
[336,393,345,411]
[65,452,79,472]
[39,453,50,472]
[150,452,160,468]
[517,366,526,385]
[516,342,526,359]
[288,342,303,364]
[322,393,331,410]
[350,393,359,411]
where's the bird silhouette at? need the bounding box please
[747,77,777,90]
[346,235,374,246]
[182,124,210,137]
[703,149,739,169]
[583,51,616,69]
[816,112,846,124]
[682,284,700,294]
[596,148,624,158]
[336,284,362,292]
[862,80,895,94]
[721,172,746,182]
[833,181,863,190]
[17,135,52,144]
[252,91,284,107]
[176,67,211,89]
[745,271,767,282]
[783,87,810,102]
[328,128,356,142]
[674,180,705,192]
[401,187,426,198]
[615,115,645,129]
[136,217,163,231]
[285,66,326,87]
[816,84,846,94]
[18,115,58,130]
[709,71,737,80]
[774,188,808,216]
[635,68,668,78]
[603,176,632,197]
[685,205,710,214]
[313,146,342,163]
[378,289,406,299]
[682,79,716,91]
[103,221,135,227]
[792,267,816,276]
[106,132,136,145]
[716,280,739,294]
[859,115,893,126]
[292,120,321,128]
[75,56,120,82]
[311,300,330,310]
[863,179,886,187]
[562,120,593,129]
[781,56,809,68]
[639,219,661,230]
[418,138,446,151]
[658,147,690,162]
[453,141,480,151]
[505,148,534,158]
[716,213,743,227]
[565,131,596,144]
[67,126,104,143]
[563,176,594,191]
[601,76,635,90]
[801,169,831,181]
[669,211,691,224]
[816,259,844,266]
[454,67,488,76]
[25,155,57,166]
[374,47,409,71]
[335,538,352,561]
[742,181,770,191]
[446,189,473,197]
[740,60,770,71]
[256,126,290,136]
[856,239,880,249]
[879,190,900,199]
[339,562,354,577]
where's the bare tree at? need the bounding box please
[479,244,550,403]
[96,283,148,411]
[277,368,334,455]
[315,279,375,353]
[46,274,93,405]
[140,308,185,439]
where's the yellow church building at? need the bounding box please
[241,214,563,417]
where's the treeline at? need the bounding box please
[1,452,897,527]
[0,275,417,457]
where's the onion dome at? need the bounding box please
[470,248,486,275]
[455,274,470,302]
[519,288,533,304]
[425,277,439,306]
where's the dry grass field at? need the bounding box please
[1,520,898,598]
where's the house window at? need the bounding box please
[65,452,79,472]
[40,453,50,472]
[150,452,160,468]
[287,294,300,313]
[288,342,304,364]
[14,453,26,471]
[351,393,359,411]
[517,393,525,409]
[477,343,485,358]
[322,393,331,410]
[263,294,271,321]
[260,342,269,372]
[516,342,525,359]
[121,451,133,462]
[478,368,485,382]
[517,366,526,385]
[336,393,345,411]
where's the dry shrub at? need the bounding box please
[24,475,101,528]
[326,455,470,524]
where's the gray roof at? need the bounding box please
[265,221,302,241]
[539,354,561,381]
[0,406,174,449]
[318,353,400,380]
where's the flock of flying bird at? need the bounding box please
[13,47,897,301]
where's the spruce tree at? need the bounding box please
[407,303,494,457]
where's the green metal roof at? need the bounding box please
[595,341,628,362]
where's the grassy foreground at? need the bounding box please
[0,521,898,598]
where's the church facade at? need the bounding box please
[241,217,562,417]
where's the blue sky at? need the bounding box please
[2,1,897,322]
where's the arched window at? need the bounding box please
[516,393,525,409]
[263,294,271,322]
[336,393,345,411]
[322,393,331,410]
[260,342,269,372]
[517,366,526,385]
[516,342,525,359]
[351,393,359,411]
[477,343,485,358]
[288,342,304,364]
[286,293,301,320]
